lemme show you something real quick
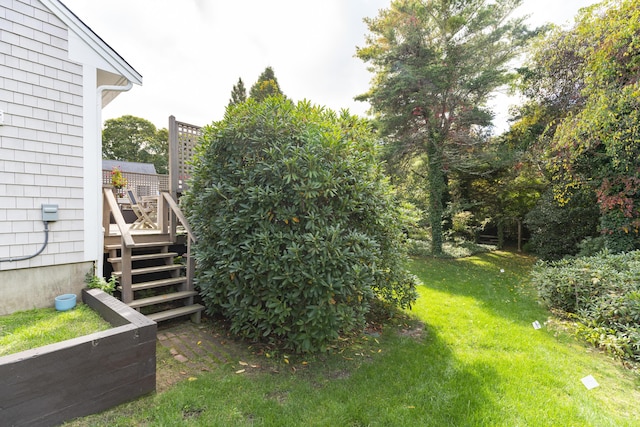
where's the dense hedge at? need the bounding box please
[182,97,417,352]
[531,251,640,362]
[524,188,599,260]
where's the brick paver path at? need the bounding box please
[155,320,247,389]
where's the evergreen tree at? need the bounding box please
[228,77,247,107]
[356,0,533,255]
[249,66,284,102]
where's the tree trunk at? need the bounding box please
[427,139,445,256]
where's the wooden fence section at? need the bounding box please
[102,170,169,196]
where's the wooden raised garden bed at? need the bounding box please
[0,289,157,427]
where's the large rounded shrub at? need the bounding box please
[531,250,640,362]
[183,97,417,352]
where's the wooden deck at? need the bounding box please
[102,189,201,323]
[106,223,165,236]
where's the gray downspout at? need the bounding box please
[95,81,133,277]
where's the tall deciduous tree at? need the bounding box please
[552,0,640,252]
[102,115,168,174]
[249,66,284,102]
[356,0,532,255]
[228,77,247,107]
[524,0,640,253]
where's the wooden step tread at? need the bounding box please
[107,252,179,263]
[127,291,198,309]
[146,304,205,323]
[113,264,182,276]
[105,241,174,251]
[117,277,186,292]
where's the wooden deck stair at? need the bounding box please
[105,240,203,323]
[103,189,203,324]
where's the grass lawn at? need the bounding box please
[0,303,112,357]
[65,251,640,426]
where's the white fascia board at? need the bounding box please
[42,0,143,86]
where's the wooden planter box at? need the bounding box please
[0,289,157,427]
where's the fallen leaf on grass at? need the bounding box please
[188,377,197,382]
[239,361,249,366]
[235,369,246,374]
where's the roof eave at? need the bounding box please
[42,0,143,86]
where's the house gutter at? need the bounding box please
[97,81,133,106]
[95,81,133,277]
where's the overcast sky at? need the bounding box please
[61,0,600,132]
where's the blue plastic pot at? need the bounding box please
[55,294,77,311]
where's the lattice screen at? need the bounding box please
[176,120,202,191]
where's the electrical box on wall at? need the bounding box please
[42,204,59,222]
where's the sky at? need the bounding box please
[61,0,601,133]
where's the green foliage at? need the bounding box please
[249,67,284,102]
[600,206,640,253]
[109,166,127,189]
[85,273,118,295]
[406,238,433,258]
[531,250,640,361]
[406,238,493,258]
[228,77,247,107]
[183,97,417,353]
[397,200,427,239]
[102,115,168,174]
[524,187,600,260]
[448,210,476,242]
[516,25,588,116]
[577,236,608,257]
[356,0,534,255]
[443,135,545,250]
[524,0,640,252]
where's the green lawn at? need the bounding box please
[66,251,640,426]
[0,304,111,357]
